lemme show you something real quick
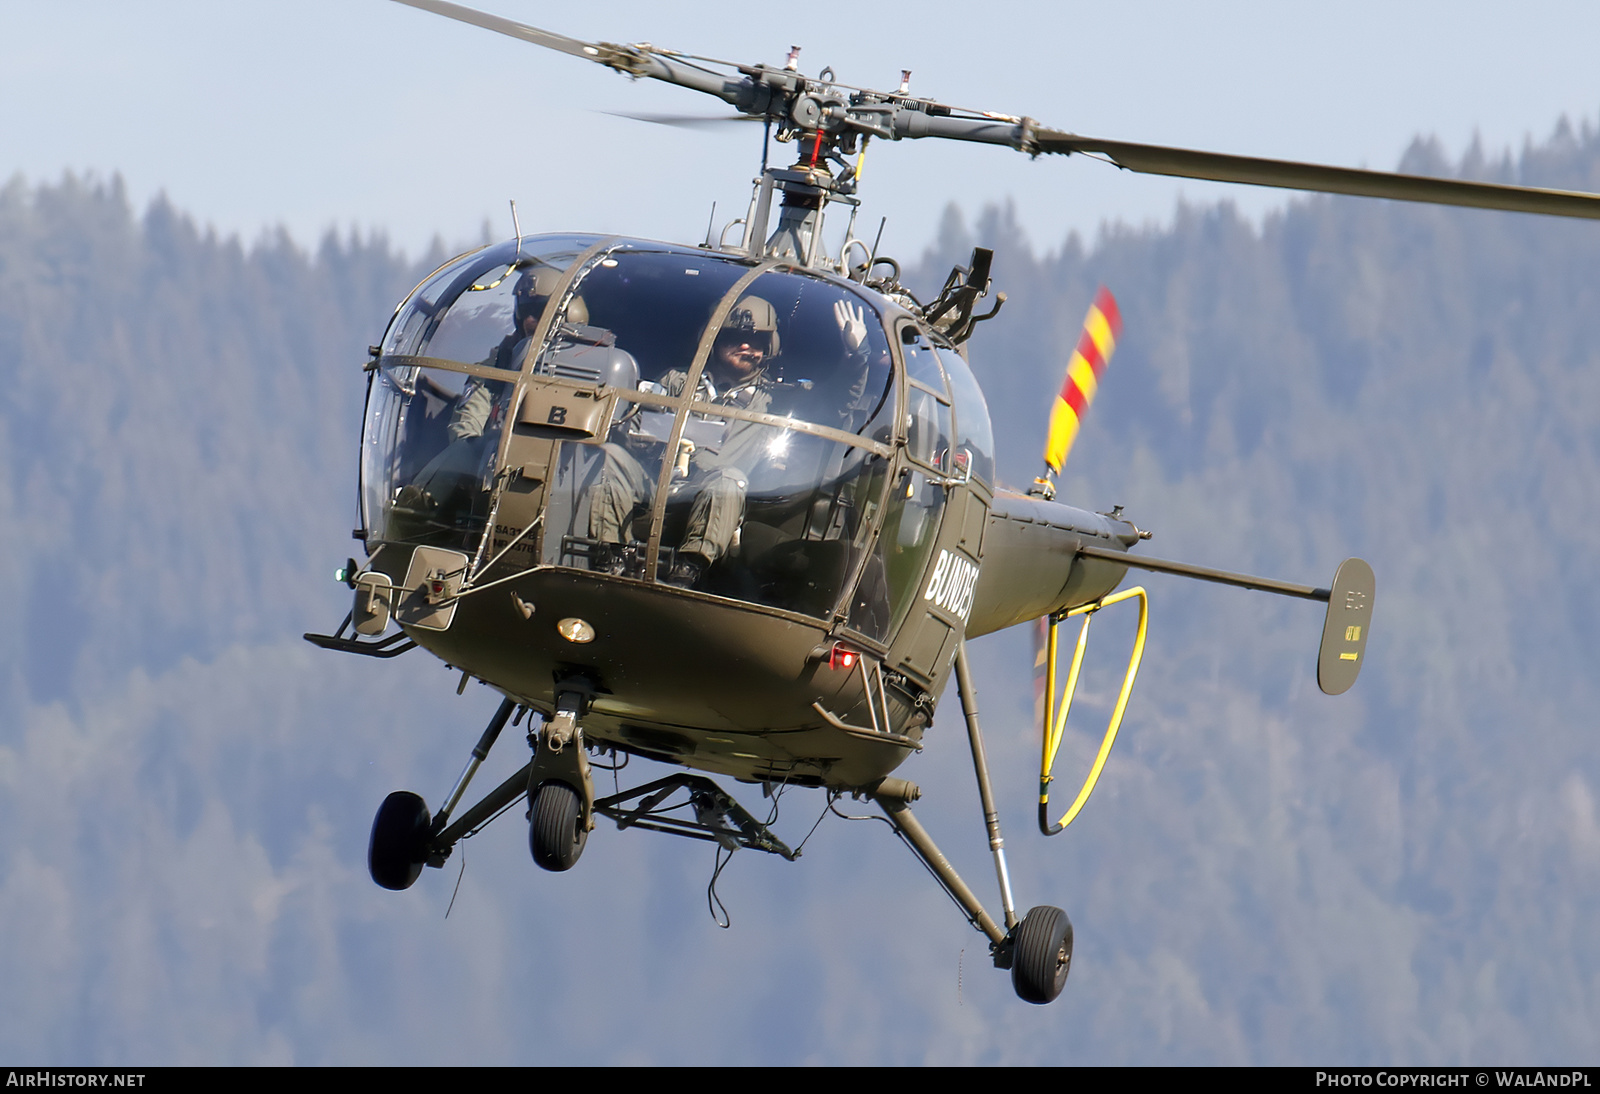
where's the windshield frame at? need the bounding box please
[361,235,917,631]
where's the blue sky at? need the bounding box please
[7,0,1600,257]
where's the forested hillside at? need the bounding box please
[2,120,1597,1063]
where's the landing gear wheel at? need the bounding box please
[1011,905,1074,1004]
[529,781,588,872]
[369,791,431,891]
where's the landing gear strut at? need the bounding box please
[366,697,515,895]
[366,686,606,887]
[870,640,1075,1004]
[365,696,515,890]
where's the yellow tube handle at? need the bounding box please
[1039,586,1148,835]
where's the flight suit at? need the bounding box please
[589,367,774,565]
[447,332,527,442]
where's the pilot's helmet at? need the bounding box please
[720,295,780,358]
[513,265,588,326]
[513,266,558,316]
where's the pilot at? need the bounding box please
[588,294,782,586]
[449,265,587,441]
[395,266,585,526]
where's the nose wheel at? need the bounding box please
[529,781,589,871]
[523,687,596,872]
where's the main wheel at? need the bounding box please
[369,791,431,891]
[529,781,588,872]
[1011,905,1074,1004]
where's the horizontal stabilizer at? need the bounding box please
[1076,545,1375,696]
[1317,558,1375,695]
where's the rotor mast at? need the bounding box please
[737,54,869,269]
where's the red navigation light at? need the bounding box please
[828,645,860,671]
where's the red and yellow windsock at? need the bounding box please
[1043,287,1121,474]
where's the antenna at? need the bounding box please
[867,216,887,272]
[702,201,718,248]
[468,199,525,291]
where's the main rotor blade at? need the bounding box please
[1036,130,1600,220]
[390,0,745,105]
[605,111,762,131]
[390,0,598,62]
[390,3,1600,222]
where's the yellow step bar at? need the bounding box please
[1039,586,1148,835]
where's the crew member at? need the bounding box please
[588,294,781,586]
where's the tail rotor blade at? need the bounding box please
[1041,287,1121,482]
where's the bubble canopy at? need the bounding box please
[359,234,993,627]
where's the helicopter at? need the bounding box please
[301,0,1600,1006]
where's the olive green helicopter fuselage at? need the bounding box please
[352,232,1138,792]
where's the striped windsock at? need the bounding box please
[1043,287,1121,474]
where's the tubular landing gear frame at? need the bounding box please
[367,685,800,892]
[365,647,1077,1002]
[867,639,1074,1005]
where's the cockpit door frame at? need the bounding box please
[878,319,982,690]
[473,237,623,578]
